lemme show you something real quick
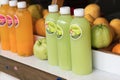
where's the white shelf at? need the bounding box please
[1,50,120,80]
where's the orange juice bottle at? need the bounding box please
[7,0,17,53]
[15,1,34,56]
[0,3,1,42]
[0,0,10,50]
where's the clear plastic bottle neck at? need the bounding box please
[17,8,27,11]
[49,11,58,13]
[61,13,71,16]
[10,6,17,8]
[1,4,9,8]
[74,16,83,18]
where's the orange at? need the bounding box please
[84,14,94,27]
[42,9,49,19]
[112,43,120,55]
[110,18,120,40]
[85,3,101,19]
[84,14,94,23]
[93,17,109,26]
[35,18,46,37]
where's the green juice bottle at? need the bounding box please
[45,4,60,66]
[56,7,72,70]
[70,8,92,75]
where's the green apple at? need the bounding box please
[33,38,47,60]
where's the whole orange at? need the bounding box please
[110,18,120,40]
[42,9,49,19]
[93,17,109,26]
[112,43,120,55]
[35,18,46,37]
[85,3,101,19]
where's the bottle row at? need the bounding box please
[0,0,34,56]
[45,4,92,75]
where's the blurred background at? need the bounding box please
[18,0,120,21]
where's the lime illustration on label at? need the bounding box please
[56,25,63,39]
[0,14,7,26]
[46,21,57,35]
[7,15,13,28]
[14,15,19,28]
[70,24,82,40]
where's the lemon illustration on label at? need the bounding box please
[46,21,57,35]
[56,25,63,39]
[70,24,82,40]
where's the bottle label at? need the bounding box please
[69,24,82,40]
[6,15,13,28]
[45,21,57,35]
[0,14,7,27]
[14,15,19,28]
[56,24,63,39]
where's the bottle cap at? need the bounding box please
[48,4,58,12]
[1,0,9,5]
[74,8,84,17]
[60,6,70,14]
[9,0,17,7]
[17,1,26,8]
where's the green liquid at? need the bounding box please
[70,17,92,75]
[45,12,60,66]
[57,14,72,70]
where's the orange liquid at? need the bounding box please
[7,6,17,53]
[0,4,10,50]
[15,8,34,56]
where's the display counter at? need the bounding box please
[0,50,120,80]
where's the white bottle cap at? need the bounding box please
[74,8,84,17]
[9,0,17,7]
[17,1,26,9]
[60,6,70,14]
[48,4,58,12]
[1,0,9,5]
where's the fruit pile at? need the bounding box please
[84,3,120,55]
[27,4,48,37]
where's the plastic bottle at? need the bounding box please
[45,4,60,66]
[15,1,34,56]
[56,6,72,70]
[0,0,10,50]
[0,2,1,41]
[7,0,17,53]
[70,8,92,75]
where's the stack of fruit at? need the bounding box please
[27,4,49,37]
[84,3,120,55]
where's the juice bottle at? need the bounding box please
[56,7,72,70]
[0,0,10,50]
[45,4,60,66]
[70,8,92,75]
[15,1,34,56]
[0,2,1,42]
[7,0,17,53]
